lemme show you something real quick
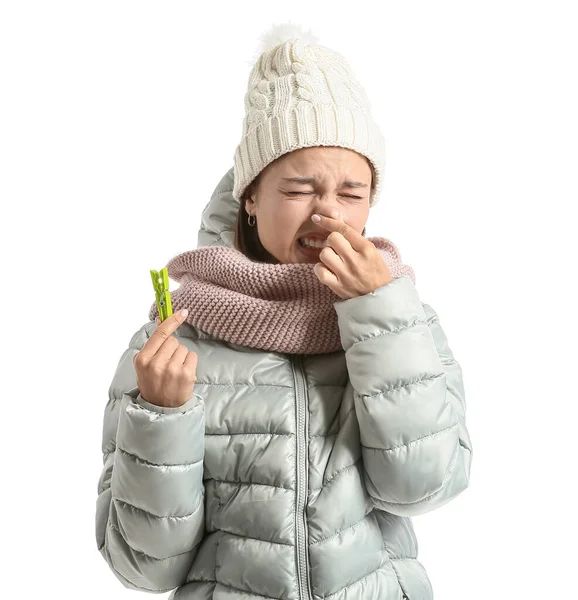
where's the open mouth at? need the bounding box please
[297,238,325,256]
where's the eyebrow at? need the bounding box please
[281,176,368,189]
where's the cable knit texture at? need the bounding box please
[233,27,386,205]
[148,238,415,354]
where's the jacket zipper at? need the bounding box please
[292,354,313,600]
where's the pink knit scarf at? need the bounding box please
[148,237,415,355]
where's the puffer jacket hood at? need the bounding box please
[196,166,240,249]
[96,166,473,600]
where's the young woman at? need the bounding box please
[96,23,473,600]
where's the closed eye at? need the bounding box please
[285,192,362,200]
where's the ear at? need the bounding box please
[245,195,256,214]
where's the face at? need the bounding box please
[245,146,372,264]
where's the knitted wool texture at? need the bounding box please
[148,238,416,355]
[233,27,386,206]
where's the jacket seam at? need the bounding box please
[310,432,338,439]
[359,372,444,401]
[105,555,174,593]
[310,406,355,439]
[214,527,293,547]
[372,439,461,507]
[215,537,222,585]
[190,382,293,390]
[362,421,459,452]
[348,318,425,349]
[115,445,203,468]
[212,478,293,491]
[107,520,198,561]
[291,486,299,597]
[205,431,293,437]
[130,394,204,415]
[310,457,362,494]
[112,495,203,520]
[386,554,410,599]
[189,578,281,600]
[309,509,373,547]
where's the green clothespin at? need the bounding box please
[150,267,173,322]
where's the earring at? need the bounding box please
[248,213,256,226]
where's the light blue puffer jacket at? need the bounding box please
[96,167,473,599]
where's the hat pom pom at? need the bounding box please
[247,22,320,66]
[257,22,319,52]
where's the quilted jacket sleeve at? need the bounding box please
[95,320,206,593]
[334,275,473,517]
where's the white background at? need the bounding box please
[1,1,576,598]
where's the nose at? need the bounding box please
[312,205,341,220]
[311,197,342,219]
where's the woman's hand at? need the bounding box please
[310,207,393,299]
[133,310,198,408]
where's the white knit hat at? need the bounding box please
[233,22,386,206]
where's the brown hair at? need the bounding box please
[234,159,376,263]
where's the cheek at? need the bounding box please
[255,212,299,253]
[264,209,303,240]
[346,209,369,232]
